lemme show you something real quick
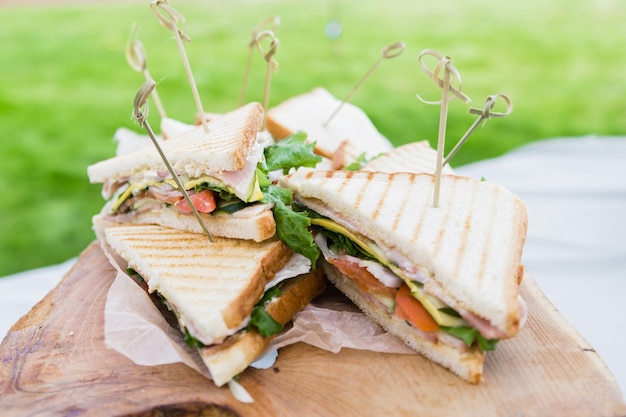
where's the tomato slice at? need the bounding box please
[395,283,440,332]
[175,189,217,214]
[327,258,396,299]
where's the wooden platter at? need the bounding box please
[1,242,624,417]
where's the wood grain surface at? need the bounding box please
[1,241,624,417]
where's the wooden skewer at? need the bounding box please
[417,49,470,208]
[132,79,214,242]
[417,49,470,105]
[323,41,405,127]
[150,0,209,133]
[125,23,167,120]
[443,93,513,167]
[433,59,451,208]
[255,29,280,130]
[239,16,280,107]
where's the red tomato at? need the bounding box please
[395,283,440,332]
[327,258,397,299]
[175,189,217,214]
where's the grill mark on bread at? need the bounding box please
[452,179,478,279]
[336,170,355,195]
[372,172,393,220]
[391,173,411,234]
[408,174,430,243]
[355,171,376,214]
[430,176,460,260]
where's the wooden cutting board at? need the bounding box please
[1,242,624,417]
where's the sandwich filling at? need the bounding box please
[101,132,269,219]
[303,207,528,353]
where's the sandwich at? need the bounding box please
[102,223,326,387]
[266,87,394,169]
[88,102,321,265]
[278,169,528,383]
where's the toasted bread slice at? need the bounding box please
[278,170,527,338]
[103,224,293,346]
[266,88,393,168]
[361,140,456,175]
[125,206,276,242]
[88,102,264,183]
[93,199,276,243]
[200,266,326,386]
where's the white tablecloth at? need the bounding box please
[1,135,624,395]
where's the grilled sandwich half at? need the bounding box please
[278,169,528,383]
[103,224,325,386]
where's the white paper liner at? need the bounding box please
[267,291,415,354]
[101,241,416,386]
[102,245,212,379]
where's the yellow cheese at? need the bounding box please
[110,175,263,212]
[310,218,389,264]
[405,281,466,328]
[110,181,163,211]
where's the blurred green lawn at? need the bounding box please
[1,0,625,276]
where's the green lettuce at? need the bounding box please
[440,326,499,352]
[248,285,283,337]
[264,131,322,174]
[261,183,319,267]
[256,133,322,267]
[343,151,384,171]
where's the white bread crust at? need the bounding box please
[130,207,276,242]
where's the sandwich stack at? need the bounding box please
[89,102,327,387]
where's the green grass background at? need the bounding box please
[1,0,625,276]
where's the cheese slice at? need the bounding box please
[110,174,263,213]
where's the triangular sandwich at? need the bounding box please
[103,224,325,386]
[278,169,528,383]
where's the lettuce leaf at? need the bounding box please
[315,225,376,261]
[343,151,384,171]
[264,131,322,174]
[252,132,322,267]
[249,307,283,337]
[440,326,499,352]
[261,183,319,268]
[248,285,283,337]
